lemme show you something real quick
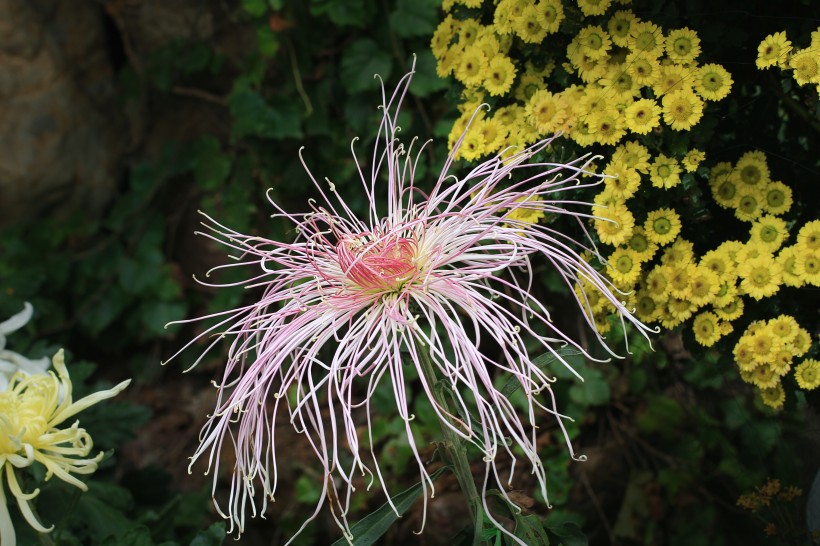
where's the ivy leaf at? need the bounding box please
[189,522,227,546]
[390,0,439,38]
[330,467,448,546]
[310,0,374,27]
[340,39,393,93]
[229,82,303,140]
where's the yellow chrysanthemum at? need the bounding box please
[689,267,721,306]
[505,196,547,226]
[456,130,486,161]
[700,248,735,279]
[514,72,544,102]
[694,63,733,101]
[475,117,507,155]
[789,48,820,86]
[457,18,482,47]
[624,98,661,134]
[734,240,768,264]
[645,208,682,245]
[792,328,812,356]
[681,149,705,172]
[751,364,780,390]
[759,383,785,410]
[608,10,637,47]
[661,238,695,267]
[662,88,704,131]
[625,51,661,86]
[577,0,613,16]
[0,350,130,546]
[575,25,612,60]
[527,89,567,135]
[514,5,549,43]
[797,220,820,251]
[645,265,671,302]
[612,141,651,172]
[484,55,517,97]
[587,110,626,145]
[693,311,722,346]
[455,46,486,86]
[666,28,701,63]
[628,21,665,58]
[604,161,641,199]
[794,248,820,285]
[625,226,658,261]
[756,31,792,69]
[733,151,770,187]
[664,296,695,325]
[769,315,799,343]
[712,280,738,308]
[795,359,820,390]
[594,202,635,246]
[431,16,457,59]
[649,154,682,188]
[749,215,789,252]
[735,189,764,222]
[608,248,642,286]
[493,0,518,34]
[777,245,805,287]
[738,254,782,300]
[763,181,793,215]
[653,63,692,96]
[710,163,739,209]
[537,0,564,34]
[635,292,661,323]
[667,262,697,298]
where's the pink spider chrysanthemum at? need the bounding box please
[167,67,652,542]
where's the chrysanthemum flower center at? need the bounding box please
[338,234,419,292]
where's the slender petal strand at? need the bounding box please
[171,65,652,542]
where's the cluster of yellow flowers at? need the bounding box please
[756,27,820,96]
[733,317,817,409]
[586,149,818,406]
[432,0,733,159]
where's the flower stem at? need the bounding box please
[416,348,484,546]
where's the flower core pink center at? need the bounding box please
[337,234,419,292]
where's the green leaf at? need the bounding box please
[636,396,684,433]
[100,525,154,546]
[242,0,268,17]
[189,522,227,546]
[192,136,232,190]
[546,522,588,546]
[513,513,551,545]
[330,467,448,546]
[390,0,439,37]
[257,25,280,57]
[76,482,135,543]
[139,301,187,336]
[310,0,374,27]
[229,83,303,140]
[340,39,393,93]
[568,369,610,407]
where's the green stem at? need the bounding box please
[416,348,484,546]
